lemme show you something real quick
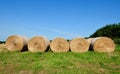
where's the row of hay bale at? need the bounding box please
[6,35,115,53]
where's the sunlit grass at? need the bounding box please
[0,45,120,74]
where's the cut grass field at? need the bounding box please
[0,44,120,74]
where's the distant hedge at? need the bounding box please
[90,23,120,44]
[0,41,5,44]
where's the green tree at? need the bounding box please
[90,23,120,44]
[0,41,5,44]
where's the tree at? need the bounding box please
[0,41,5,44]
[90,23,120,44]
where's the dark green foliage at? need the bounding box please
[67,39,70,41]
[114,38,120,44]
[90,23,120,44]
[0,41,5,44]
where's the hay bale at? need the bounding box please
[70,37,90,52]
[88,37,115,52]
[28,36,50,52]
[50,37,69,52]
[87,38,94,44]
[6,35,28,51]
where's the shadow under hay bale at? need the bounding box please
[28,36,50,52]
[70,37,90,53]
[50,37,69,52]
[87,37,115,52]
[87,38,94,51]
[6,35,28,51]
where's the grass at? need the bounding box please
[0,44,120,74]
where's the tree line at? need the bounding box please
[0,41,5,44]
[90,23,120,44]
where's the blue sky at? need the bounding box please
[0,0,120,40]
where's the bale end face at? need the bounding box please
[50,38,69,52]
[70,38,90,53]
[91,37,115,52]
[28,36,50,52]
[6,35,28,51]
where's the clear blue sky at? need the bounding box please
[0,0,120,40]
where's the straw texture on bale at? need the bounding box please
[87,38,94,44]
[88,37,115,52]
[6,35,28,51]
[70,38,90,52]
[28,36,50,52]
[50,38,69,52]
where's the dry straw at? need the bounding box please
[6,35,28,51]
[28,36,50,52]
[70,37,90,52]
[0,44,7,51]
[87,37,115,52]
[50,37,69,52]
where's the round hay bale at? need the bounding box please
[6,35,28,51]
[50,37,69,52]
[87,38,94,44]
[90,37,115,52]
[70,37,90,52]
[28,36,50,52]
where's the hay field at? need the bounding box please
[0,44,120,74]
